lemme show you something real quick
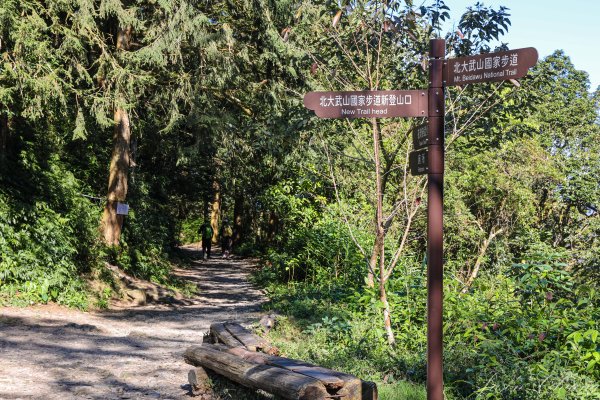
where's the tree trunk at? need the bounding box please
[233,191,244,245]
[209,323,244,349]
[371,118,395,345]
[219,322,269,352]
[101,106,131,245]
[366,240,379,288]
[267,211,279,242]
[461,228,503,293]
[0,113,8,164]
[210,180,221,243]
[188,367,212,398]
[100,25,132,246]
[186,343,374,400]
[379,240,395,346]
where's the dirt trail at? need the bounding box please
[0,245,266,399]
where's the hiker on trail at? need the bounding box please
[199,221,213,259]
[220,218,233,258]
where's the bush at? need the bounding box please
[0,155,101,309]
[256,227,600,399]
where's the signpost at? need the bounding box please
[426,39,445,400]
[304,40,538,400]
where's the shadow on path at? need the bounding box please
[0,245,266,399]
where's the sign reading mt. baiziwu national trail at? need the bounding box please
[445,47,538,86]
[304,90,427,119]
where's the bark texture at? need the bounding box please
[101,106,131,245]
[210,180,221,243]
[461,228,503,293]
[233,192,244,245]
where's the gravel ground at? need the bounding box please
[0,245,266,400]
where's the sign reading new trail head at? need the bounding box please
[445,47,538,86]
[304,90,427,119]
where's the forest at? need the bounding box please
[0,0,598,399]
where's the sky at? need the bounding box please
[439,0,600,91]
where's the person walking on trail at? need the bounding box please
[220,218,233,258]
[199,221,214,259]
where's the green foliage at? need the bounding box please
[0,154,100,309]
[95,287,113,309]
[378,382,426,400]
[179,214,202,244]
[442,245,599,398]
[258,246,599,398]
[256,183,367,285]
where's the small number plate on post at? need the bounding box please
[409,149,428,175]
[412,123,428,150]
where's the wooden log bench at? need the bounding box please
[184,322,377,400]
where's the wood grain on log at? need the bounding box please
[209,323,244,348]
[184,344,330,400]
[188,367,212,396]
[259,354,365,399]
[215,344,268,364]
[209,343,367,398]
[224,323,269,351]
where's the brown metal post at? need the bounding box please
[427,38,445,400]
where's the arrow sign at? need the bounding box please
[412,123,428,150]
[304,90,427,119]
[445,47,538,86]
[409,149,428,175]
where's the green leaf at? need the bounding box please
[72,109,87,140]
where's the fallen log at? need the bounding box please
[184,344,330,400]
[209,343,375,400]
[209,323,244,348]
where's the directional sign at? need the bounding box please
[409,149,428,175]
[412,123,428,150]
[303,90,427,119]
[445,47,538,86]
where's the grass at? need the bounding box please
[378,382,426,400]
[256,315,428,400]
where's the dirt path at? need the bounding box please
[0,245,266,399]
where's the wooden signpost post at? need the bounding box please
[304,39,538,400]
